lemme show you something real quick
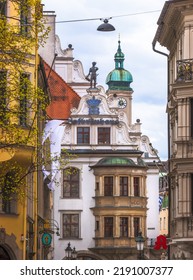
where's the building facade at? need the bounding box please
[0,0,51,260]
[153,0,193,259]
[45,40,160,260]
[159,169,169,237]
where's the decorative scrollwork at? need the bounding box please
[177,59,193,81]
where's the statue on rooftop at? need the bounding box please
[85,61,98,88]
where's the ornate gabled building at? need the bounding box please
[45,40,160,260]
[153,0,193,259]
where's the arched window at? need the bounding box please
[62,168,80,198]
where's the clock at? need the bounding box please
[118,97,127,108]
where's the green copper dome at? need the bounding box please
[94,157,136,167]
[106,40,133,91]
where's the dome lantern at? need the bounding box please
[106,40,133,91]
[115,40,125,69]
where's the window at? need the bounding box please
[77,127,90,144]
[20,2,30,35]
[0,1,7,16]
[133,217,140,237]
[63,168,79,198]
[191,174,193,214]
[96,220,99,231]
[26,221,34,260]
[191,99,193,138]
[133,177,140,196]
[120,217,128,237]
[98,127,110,144]
[120,176,128,196]
[104,176,113,196]
[104,217,113,237]
[163,217,166,230]
[96,182,99,191]
[0,70,7,123]
[20,73,30,126]
[62,214,79,238]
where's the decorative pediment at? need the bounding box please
[55,35,70,57]
[140,135,157,156]
[71,90,117,117]
[73,60,90,83]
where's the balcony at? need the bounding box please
[176,59,193,82]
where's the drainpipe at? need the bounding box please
[152,40,170,260]
[22,197,27,259]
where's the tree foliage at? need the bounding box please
[0,0,70,206]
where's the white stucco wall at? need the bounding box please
[53,161,95,260]
[38,12,56,67]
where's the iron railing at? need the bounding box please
[177,59,193,82]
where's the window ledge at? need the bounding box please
[59,238,83,240]
[0,212,19,216]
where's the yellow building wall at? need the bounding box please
[159,208,168,236]
[0,0,39,260]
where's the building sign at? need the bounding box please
[68,118,119,125]
[154,235,168,250]
[41,232,52,246]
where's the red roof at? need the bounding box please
[43,60,80,120]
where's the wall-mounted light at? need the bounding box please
[20,234,24,242]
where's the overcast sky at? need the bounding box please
[42,0,168,160]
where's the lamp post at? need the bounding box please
[135,231,145,260]
[65,243,77,260]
